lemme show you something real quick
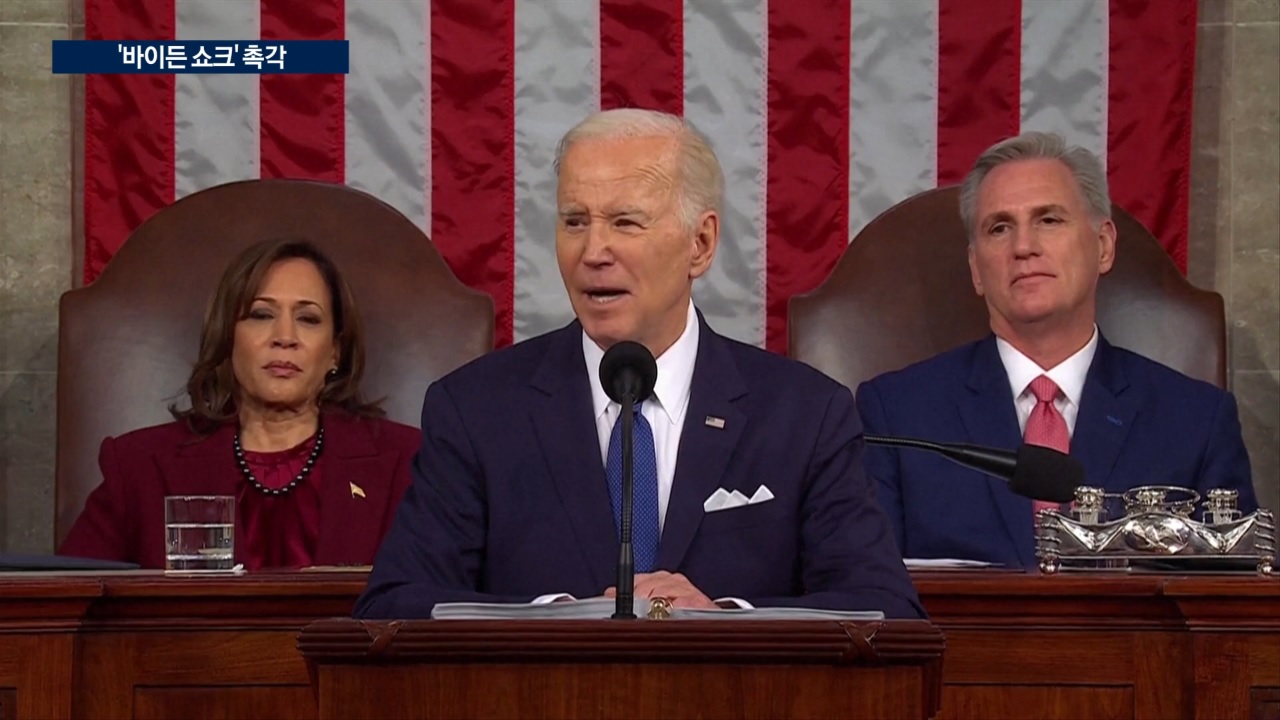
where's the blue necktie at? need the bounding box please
[605,401,660,573]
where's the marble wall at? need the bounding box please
[0,0,1277,551]
[1189,0,1280,517]
[1,0,75,551]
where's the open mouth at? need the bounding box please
[584,288,629,304]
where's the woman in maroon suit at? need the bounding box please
[59,239,421,570]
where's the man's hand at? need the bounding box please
[604,571,718,609]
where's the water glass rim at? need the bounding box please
[164,494,235,502]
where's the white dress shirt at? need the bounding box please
[582,300,699,534]
[996,325,1099,437]
[533,302,751,608]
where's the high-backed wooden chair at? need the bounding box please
[789,185,1225,394]
[55,179,494,547]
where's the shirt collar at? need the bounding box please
[996,325,1098,408]
[583,300,700,426]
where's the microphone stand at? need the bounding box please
[612,391,637,619]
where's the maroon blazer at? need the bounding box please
[58,411,420,569]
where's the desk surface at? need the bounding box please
[4,565,1275,595]
[1,567,1276,625]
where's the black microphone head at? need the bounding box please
[1010,444,1085,503]
[599,341,658,404]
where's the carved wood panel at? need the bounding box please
[1252,688,1280,720]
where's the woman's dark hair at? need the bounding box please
[171,238,384,434]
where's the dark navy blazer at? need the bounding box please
[857,334,1257,568]
[355,314,925,619]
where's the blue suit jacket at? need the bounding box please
[856,334,1257,568]
[355,314,924,619]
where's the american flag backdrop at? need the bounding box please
[84,0,1197,353]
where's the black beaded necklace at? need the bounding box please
[233,423,325,497]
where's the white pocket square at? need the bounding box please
[703,485,775,513]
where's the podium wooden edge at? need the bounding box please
[296,618,944,665]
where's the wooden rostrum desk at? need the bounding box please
[0,570,1275,719]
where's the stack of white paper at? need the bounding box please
[903,558,995,569]
[430,597,884,621]
[674,606,884,620]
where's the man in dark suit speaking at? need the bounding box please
[856,131,1258,569]
[355,108,923,619]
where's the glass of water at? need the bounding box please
[164,495,235,572]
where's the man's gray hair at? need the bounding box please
[958,131,1112,239]
[553,108,725,230]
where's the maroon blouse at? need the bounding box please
[236,434,323,571]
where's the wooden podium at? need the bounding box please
[296,618,946,720]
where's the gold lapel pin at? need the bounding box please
[350,482,366,499]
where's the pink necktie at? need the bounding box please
[1025,375,1069,514]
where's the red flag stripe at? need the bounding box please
[430,0,516,348]
[935,0,1022,186]
[1107,0,1196,272]
[260,0,345,183]
[599,0,684,115]
[83,0,176,283]
[764,1,852,354]
[80,0,1199,333]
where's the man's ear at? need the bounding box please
[689,210,719,280]
[1097,218,1117,275]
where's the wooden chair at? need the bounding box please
[55,179,494,546]
[789,185,1225,393]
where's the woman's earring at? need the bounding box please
[325,368,339,382]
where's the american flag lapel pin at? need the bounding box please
[705,415,726,429]
[350,482,366,499]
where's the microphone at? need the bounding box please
[863,435,1082,503]
[598,341,658,620]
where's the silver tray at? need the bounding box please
[1034,486,1276,576]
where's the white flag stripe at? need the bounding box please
[683,0,768,347]
[174,0,260,200]
[512,0,601,343]
[1020,0,1109,166]
[848,0,940,241]
[422,2,432,228]
[344,1,429,231]
[84,0,1199,351]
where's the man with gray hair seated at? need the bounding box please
[856,130,1258,569]
[357,108,924,619]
